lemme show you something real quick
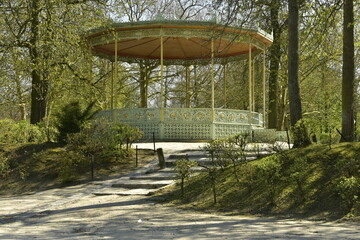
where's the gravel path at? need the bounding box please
[1,189,359,239]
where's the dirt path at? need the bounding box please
[1,188,359,240]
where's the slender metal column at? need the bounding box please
[160,35,164,108]
[110,60,114,109]
[211,38,215,121]
[114,37,118,110]
[252,57,256,112]
[88,44,94,101]
[159,34,165,139]
[262,48,267,127]
[223,64,227,108]
[185,65,190,108]
[248,41,253,125]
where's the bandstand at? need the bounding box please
[85,20,274,140]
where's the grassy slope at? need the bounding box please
[0,143,156,196]
[156,143,360,220]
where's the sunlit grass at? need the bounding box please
[156,143,360,220]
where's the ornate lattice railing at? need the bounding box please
[97,108,264,140]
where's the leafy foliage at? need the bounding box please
[0,119,46,144]
[67,119,143,161]
[291,120,312,148]
[55,101,99,143]
[0,155,10,178]
[174,157,197,196]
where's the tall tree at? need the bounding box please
[0,0,109,123]
[341,0,355,142]
[268,0,282,129]
[29,0,44,124]
[287,0,310,147]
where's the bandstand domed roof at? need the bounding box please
[86,20,273,65]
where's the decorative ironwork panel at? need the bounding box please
[276,131,288,142]
[129,122,160,140]
[96,108,265,140]
[114,108,160,122]
[252,128,276,143]
[214,124,251,139]
[96,109,115,121]
[163,123,211,140]
[214,109,250,124]
[163,108,212,123]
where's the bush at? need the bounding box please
[336,176,360,210]
[289,157,309,202]
[111,122,143,150]
[256,159,282,203]
[0,119,45,144]
[57,151,87,184]
[291,120,311,148]
[203,139,231,170]
[67,120,142,160]
[0,155,10,177]
[174,157,197,196]
[229,132,249,151]
[55,101,99,143]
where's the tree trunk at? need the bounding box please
[268,0,281,130]
[287,0,310,147]
[341,0,355,142]
[29,0,47,124]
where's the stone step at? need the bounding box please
[165,156,258,167]
[111,179,174,189]
[92,187,158,196]
[157,166,205,173]
[168,154,208,159]
[130,172,176,181]
[168,152,272,160]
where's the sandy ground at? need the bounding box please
[0,186,359,240]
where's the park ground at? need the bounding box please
[0,142,359,239]
[0,185,359,239]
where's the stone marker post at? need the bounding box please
[157,148,165,169]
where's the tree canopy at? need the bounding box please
[0,0,359,143]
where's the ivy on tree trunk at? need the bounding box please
[341,0,355,142]
[287,0,310,148]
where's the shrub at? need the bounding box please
[111,122,143,150]
[289,157,309,202]
[174,157,197,196]
[0,155,10,177]
[67,120,143,168]
[336,176,360,210]
[256,159,282,204]
[57,151,87,184]
[291,120,311,148]
[0,119,45,144]
[55,101,99,143]
[203,139,231,170]
[0,119,15,143]
[229,132,249,151]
